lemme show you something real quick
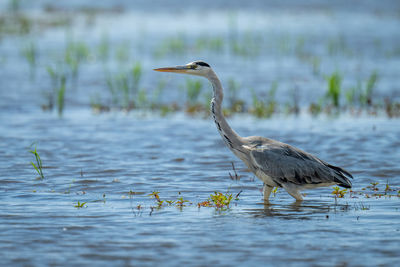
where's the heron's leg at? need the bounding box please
[282,184,303,201]
[263,183,274,201]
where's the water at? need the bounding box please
[1,1,400,266]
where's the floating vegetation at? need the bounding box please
[29,145,44,180]
[335,181,400,200]
[208,191,233,210]
[332,186,347,198]
[74,201,87,208]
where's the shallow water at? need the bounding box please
[1,1,400,266]
[1,111,399,266]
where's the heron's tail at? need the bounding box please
[328,164,353,188]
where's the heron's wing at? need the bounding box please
[249,141,352,188]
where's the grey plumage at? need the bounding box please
[154,61,354,201]
[245,137,352,188]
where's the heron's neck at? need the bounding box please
[207,71,244,150]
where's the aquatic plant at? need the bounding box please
[9,0,20,13]
[74,201,87,208]
[195,36,224,52]
[384,99,400,118]
[44,65,67,115]
[115,41,130,63]
[209,191,233,210]
[228,162,240,181]
[250,81,278,118]
[309,102,322,116]
[105,62,143,110]
[369,182,379,191]
[185,79,203,104]
[285,86,300,115]
[185,78,204,113]
[326,72,342,108]
[21,41,37,78]
[57,75,66,116]
[131,62,142,94]
[97,33,110,62]
[226,78,245,114]
[154,35,186,57]
[230,32,261,57]
[327,35,348,56]
[197,200,213,208]
[64,39,89,81]
[175,197,189,208]
[354,202,370,211]
[310,56,321,76]
[148,191,161,202]
[332,186,347,198]
[362,71,378,107]
[29,145,44,179]
[272,187,279,197]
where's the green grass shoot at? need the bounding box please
[326,72,342,108]
[21,41,36,78]
[29,145,44,179]
[74,201,87,208]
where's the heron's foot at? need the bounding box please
[263,184,274,200]
[282,184,303,201]
[263,198,272,206]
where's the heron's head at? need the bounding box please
[154,61,211,77]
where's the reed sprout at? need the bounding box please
[64,39,89,81]
[105,62,143,110]
[21,41,37,78]
[97,33,110,62]
[29,145,44,179]
[250,81,278,118]
[185,79,204,114]
[45,65,67,116]
[326,72,342,108]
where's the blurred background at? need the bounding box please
[1,0,400,117]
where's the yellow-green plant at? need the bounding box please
[209,191,233,210]
[332,186,347,198]
[74,201,86,208]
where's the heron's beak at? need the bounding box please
[153,65,191,73]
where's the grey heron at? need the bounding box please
[154,61,353,201]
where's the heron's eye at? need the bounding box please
[190,64,197,69]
